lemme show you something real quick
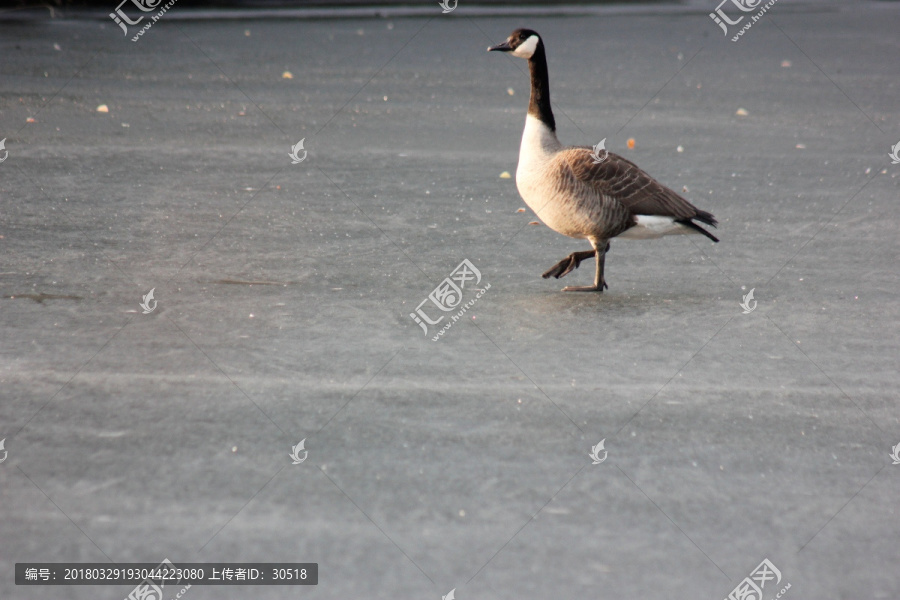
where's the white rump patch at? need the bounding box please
[511,35,540,59]
[616,215,692,240]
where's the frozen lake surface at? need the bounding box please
[1,2,899,598]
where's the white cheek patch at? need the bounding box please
[511,35,539,59]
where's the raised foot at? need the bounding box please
[542,257,578,279]
[542,250,595,280]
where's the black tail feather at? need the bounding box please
[677,218,719,243]
[692,209,718,228]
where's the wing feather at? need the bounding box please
[558,147,717,226]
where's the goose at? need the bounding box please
[488,29,719,292]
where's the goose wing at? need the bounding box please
[558,147,717,226]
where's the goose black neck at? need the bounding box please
[527,43,555,131]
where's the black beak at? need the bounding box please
[487,40,512,52]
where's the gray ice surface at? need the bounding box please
[1,2,899,599]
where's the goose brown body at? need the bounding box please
[518,136,718,241]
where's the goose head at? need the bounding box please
[488,28,542,59]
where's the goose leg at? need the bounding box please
[562,241,609,292]
[542,250,596,280]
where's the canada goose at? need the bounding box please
[488,29,719,292]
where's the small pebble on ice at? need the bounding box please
[796,143,806,149]
[500,171,511,178]
[781,60,791,67]
[736,108,749,116]
[676,145,683,153]
[529,221,540,225]
[516,208,526,213]
[97,104,109,113]
[282,71,293,79]
[507,87,515,95]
